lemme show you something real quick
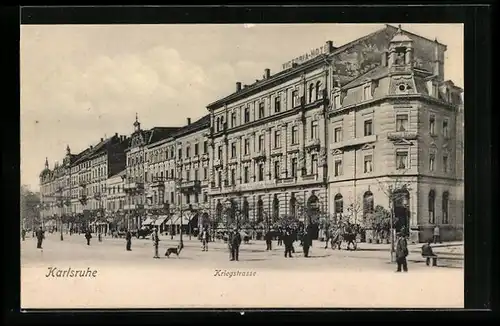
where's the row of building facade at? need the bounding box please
[39,25,464,242]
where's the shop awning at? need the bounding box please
[154,215,169,226]
[142,217,154,225]
[173,214,192,226]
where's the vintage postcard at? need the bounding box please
[20,23,464,309]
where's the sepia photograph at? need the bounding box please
[20,22,464,309]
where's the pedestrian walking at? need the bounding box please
[228,228,242,261]
[265,229,273,251]
[433,224,441,244]
[302,229,312,258]
[200,227,209,251]
[395,232,409,272]
[35,226,44,249]
[277,228,283,246]
[21,229,26,241]
[85,230,92,246]
[284,228,294,258]
[421,240,438,266]
[125,229,132,251]
[152,227,160,258]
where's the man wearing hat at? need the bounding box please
[395,231,409,272]
[152,227,160,259]
[228,227,242,261]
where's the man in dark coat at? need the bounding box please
[21,229,26,241]
[421,240,438,266]
[264,229,273,251]
[283,228,294,258]
[395,232,409,272]
[277,227,283,246]
[36,226,44,249]
[152,227,160,258]
[302,229,312,257]
[125,229,132,251]
[228,228,242,261]
[85,230,92,245]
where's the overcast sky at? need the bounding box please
[20,23,463,191]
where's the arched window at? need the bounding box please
[257,197,264,223]
[363,191,374,219]
[216,118,220,132]
[442,191,449,224]
[334,194,343,218]
[289,195,297,218]
[428,190,436,224]
[308,83,315,103]
[272,194,279,222]
[307,194,320,224]
[315,81,322,100]
[242,198,249,222]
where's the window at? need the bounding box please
[274,95,281,113]
[334,160,342,176]
[218,146,223,160]
[292,90,300,107]
[186,194,190,205]
[308,84,314,103]
[194,143,199,156]
[443,155,448,173]
[186,146,191,158]
[258,164,264,181]
[170,169,174,179]
[334,194,344,217]
[203,167,208,180]
[178,148,182,159]
[274,130,281,148]
[396,151,409,169]
[311,120,319,139]
[230,169,236,185]
[243,138,250,155]
[363,86,371,100]
[231,143,237,158]
[185,170,190,181]
[203,141,208,153]
[194,193,199,203]
[364,120,373,136]
[311,154,318,175]
[258,102,265,119]
[396,114,408,132]
[170,148,175,158]
[443,119,449,138]
[334,127,342,143]
[428,190,435,224]
[203,193,208,203]
[429,154,435,171]
[291,158,298,178]
[364,155,373,173]
[442,191,449,224]
[274,161,280,179]
[217,171,222,187]
[194,169,199,181]
[315,81,322,100]
[334,95,341,108]
[363,191,374,219]
[258,135,265,151]
[231,112,237,128]
[244,107,250,123]
[243,166,249,183]
[292,126,299,144]
[429,114,436,135]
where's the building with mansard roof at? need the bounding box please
[206,24,463,242]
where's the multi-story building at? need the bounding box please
[105,169,127,230]
[144,115,211,234]
[206,24,463,241]
[124,115,179,230]
[39,134,129,231]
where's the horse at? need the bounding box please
[330,225,358,250]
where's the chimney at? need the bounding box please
[243,84,248,88]
[381,50,388,67]
[100,138,104,142]
[187,118,191,125]
[115,132,118,138]
[236,82,242,92]
[264,68,270,79]
[292,62,298,68]
[325,40,333,53]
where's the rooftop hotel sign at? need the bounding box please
[282,43,330,70]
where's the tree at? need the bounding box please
[20,185,41,230]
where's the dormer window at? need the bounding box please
[394,47,406,65]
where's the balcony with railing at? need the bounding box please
[201,153,210,161]
[305,138,321,151]
[387,131,418,141]
[252,149,266,161]
[213,159,223,168]
[180,180,201,192]
[150,176,166,188]
[123,181,144,191]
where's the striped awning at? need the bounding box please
[154,216,169,226]
[173,214,192,226]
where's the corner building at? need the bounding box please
[207,25,463,242]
